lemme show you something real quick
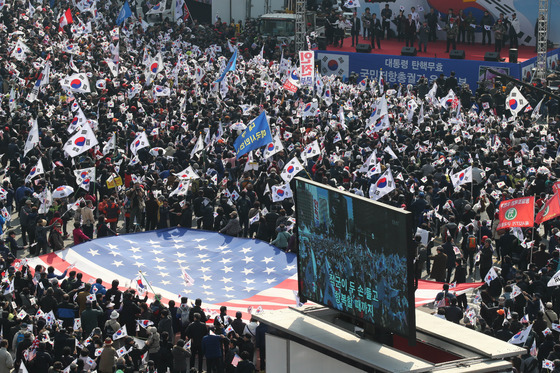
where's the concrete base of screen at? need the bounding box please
[255,306,525,373]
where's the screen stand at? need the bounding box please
[298,306,394,346]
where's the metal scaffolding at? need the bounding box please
[534,0,549,81]
[295,0,306,53]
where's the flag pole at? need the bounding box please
[531,194,536,265]
[138,270,161,300]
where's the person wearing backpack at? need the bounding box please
[11,323,27,353]
[462,225,478,275]
[177,298,190,340]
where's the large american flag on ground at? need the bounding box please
[26,228,298,320]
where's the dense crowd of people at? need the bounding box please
[0,0,558,372]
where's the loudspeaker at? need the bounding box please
[449,49,465,59]
[484,52,500,61]
[356,43,372,53]
[317,37,327,51]
[401,46,417,56]
[509,48,518,63]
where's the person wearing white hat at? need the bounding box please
[104,311,123,349]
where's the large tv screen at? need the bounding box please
[295,177,415,341]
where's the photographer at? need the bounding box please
[126,183,145,233]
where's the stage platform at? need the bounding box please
[327,35,538,63]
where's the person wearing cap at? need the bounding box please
[219,210,242,237]
[104,310,123,349]
[49,222,64,252]
[492,18,506,55]
[98,338,117,373]
[12,323,29,354]
[444,17,458,53]
[544,302,558,329]
[171,339,191,373]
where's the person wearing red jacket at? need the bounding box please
[73,222,91,246]
[102,197,121,232]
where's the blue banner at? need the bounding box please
[233,111,273,158]
[316,51,526,91]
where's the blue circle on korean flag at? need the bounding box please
[377,177,388,188]
[459,172,465,181]
[30,167,36,175]
[508,99,518,110]
[155,86,163,93]
[71,79,82,89]
[134,139,140,147]
[74,136,86,146]
[287,165,295,173]
[277,189,284,197]
[152,3,160,10]
[327,59,339,71]
[150,62,159,73]
[304,103,312,112]
[267,143,275,151]
[71,117,79,125]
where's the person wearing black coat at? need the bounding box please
[185,313,208,373]
[350,12,361,47]
[444,298,463,323]
[235,351,256,373]
[120,292,141,337]
[370,13,382,49]
[453,259,468,309]
[479,238,494,281]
